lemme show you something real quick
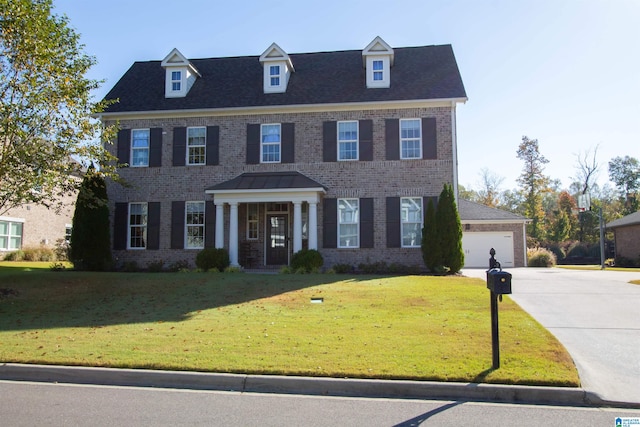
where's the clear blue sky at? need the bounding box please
[54,0,639,193]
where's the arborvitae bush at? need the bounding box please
[435,183,464,274]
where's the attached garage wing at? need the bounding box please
[462,232,514,268]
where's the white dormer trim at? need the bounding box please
[362,36,394,89]
[161,48,201,98]
[259,43,294,94]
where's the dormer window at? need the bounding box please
[362,36,394,89]
[161,48,201,98]
[372,60,384,81]
[259,43,294,94]
[269,65,281,87]
[171,71,182,91]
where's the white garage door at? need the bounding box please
[462,232,514,268]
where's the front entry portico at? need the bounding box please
[205,172,326,267]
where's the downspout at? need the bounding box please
[523,222,528,267]
[451,101,459,205]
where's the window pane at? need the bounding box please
[132,130,149,147]
[9,236,21,250]
[338,199,359,248]
[270,65,280,76]
[172,71,181,80]
[10,222,22,236]
[400,120,422,159]
[373,60,383,70]
[262,125,280,142]
[401,197,422,247]
[401,223,422,247]
[0,236,6,249]
[0,221,8,235]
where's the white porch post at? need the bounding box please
[215,203,224,249]
[293,201,302,253]
[229,202,239,266]
[308,201,318,250]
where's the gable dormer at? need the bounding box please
[161,48,200,98]
[362,36,394,89]
[259,43,294,94]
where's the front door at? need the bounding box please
[266,214,288,265]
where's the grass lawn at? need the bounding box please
[0,262,578,387]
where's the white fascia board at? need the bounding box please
[96,97,469,121]
[206,188,326,204]
[461,219,531,225]
[0,216,26,223]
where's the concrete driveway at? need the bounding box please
[462,267,640,405]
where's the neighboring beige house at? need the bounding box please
[606,211,640,263]
[99,37,513,270]
[458,200,529,268]
[0,199,74,257]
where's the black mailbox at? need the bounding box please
[487,270,512,294]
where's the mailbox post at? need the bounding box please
[486,248,512,369]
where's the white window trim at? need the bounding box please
[127,202,148,250]
[399,119,422,160]
[246,203,259,240]
[337,120,359,161]
[130,129,150,168]
[269,65,281,88]
[338,198,360,249]
[185,201,205,250]
[0,217,24,251]
[260,123,281,164]
[171,70,182,92]
[365,56,390,88]
[401,197,423,248]
[186,126,206,166]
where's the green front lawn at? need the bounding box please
[0,264,578,387]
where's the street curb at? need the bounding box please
[1,363,638,409]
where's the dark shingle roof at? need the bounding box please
[103,45,466,113]
[458,199,529,222]
[606,211,640,229]
[206,172,326,192]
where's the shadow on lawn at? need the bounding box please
[0,270,367,331]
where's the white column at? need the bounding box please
[293,201,302,253]
[229,202,239,266]
[215,203,224,249]
[308,201,318,250]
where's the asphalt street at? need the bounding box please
[462,267,640,405]
[3,380,640,427]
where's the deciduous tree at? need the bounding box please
[608,155,640,214]
[516,136,551,241]
[0,0,117,215]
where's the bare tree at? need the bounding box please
[476,168,504,207]
[573,145,600,196]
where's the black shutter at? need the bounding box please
[424,196,438,213]
[422,118,437,160]
[205,201,216,248]
[113,202,128,250]
[246,124,260,165]
[323,198,337,248]
[360,198,374,248]
[323,121,337,162]
[281,123,295,163]
[172,127,186,166]
[359,120,373,161]
[117,129,131,166]
[171,201,185,249]
[385,119,399,160]
[386,197,401,248]
[149,128,163,167]
[147,202,161,250]
[206,126,219,166]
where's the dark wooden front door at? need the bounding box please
[266,214,288,265]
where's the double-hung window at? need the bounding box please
[185,201,205,249]
[261,124,281,163]
[128,203,148,249]
[131,129,150,167]
[401,197,423,247]
[269,65,281,87]
[373,60,384,81]
[0,219,23,250]
[171,70,182,91]
[400,119,422,159]
[338,121,358,161]
[247,203,259,240]
[187,127,206,165]
[338,198,359,248]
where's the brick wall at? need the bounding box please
[104,106,455,269]
[614,224,640,261]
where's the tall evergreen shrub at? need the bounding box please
[435,183,465,274]
[70,166,112,271]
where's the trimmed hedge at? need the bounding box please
[196,248,230,271]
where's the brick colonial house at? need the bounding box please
[100,37,510,270]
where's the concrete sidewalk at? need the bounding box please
[1,363,638,409]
